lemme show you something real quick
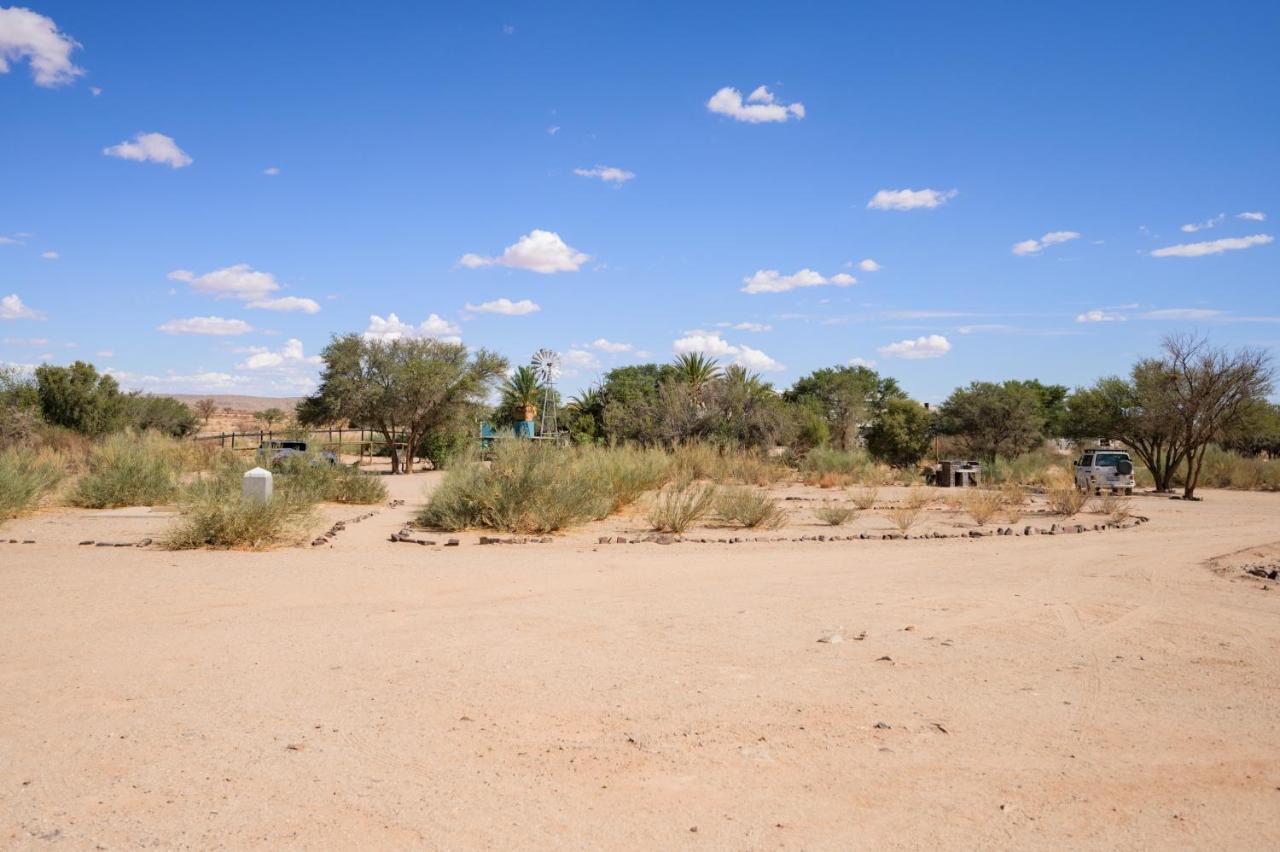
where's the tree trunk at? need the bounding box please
[1183,443,1209,499]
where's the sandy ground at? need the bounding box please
[2,477,1279,849]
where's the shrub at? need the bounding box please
[270,453,387,504]
[813,501,856,526]
[1097,493,1132,523]
[1046,484,1089,517]
[73,432,181,508]
[817,471,851,489]
[0,448,65,520]
[988,448,1072,487]
[647,481,717,533]
[418,440,612,533]
[800,447,872,484]
[670,442,721,482]
[586,445,670,511]
[963,489,1005,526]
[715,486,787,529]
[850,486,879,510]
[1001,483,1027,524]
[163,489,316,550]
[885,506,921,532]
[902,485,931,510]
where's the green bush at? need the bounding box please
[268,453,387,504]
[715,486,787,529]
[163,478,316,550]
[0,448,65,520]
[585,445,670,511]
[418,440,613,533]
[647,480,717,533]
[72,432,181,508]
[799,447,890,485]
[813,500,857,526]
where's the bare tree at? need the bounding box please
[1163,334,1273,499]
[193,398,218,430]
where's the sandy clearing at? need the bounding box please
[1,479,1278,849]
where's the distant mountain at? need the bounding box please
[165,394,303,413]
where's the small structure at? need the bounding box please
[933,459,981,488]
[242,467,273,503]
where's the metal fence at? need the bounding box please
[194,428,407,452]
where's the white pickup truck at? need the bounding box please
[1073,448,1135,495]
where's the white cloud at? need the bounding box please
[1012,230,1081,256]
[589,337,632,353]
[263,166,281,176]
[0,294,42,320]
[0,235,18,245]
[158,316,253,336]
[0,7,82,87]
[672,332,785,371]
[169,263,319,311]
[716,321,771,332]
[96,349,113,357]
[1140,308,1226,321]
[546,125,560,136]
[741,268,856,294]
[847,357,877,368]
[363,312,461,343]
[40,250,58,260]
[1075,310,1127,323]
[574,165,635,184]
[464,298,540,316]
[867,188,957,211]
[238,338,320,370]
[103,132,193,168]
[459,229,589,274]
[90,85,101,96]
[1238,211,1266,221]
[878,334,951,359]
[857,258,881,272]
[706,85,805,123]
[1,336,47,345]
[1150,234,1273,258]
[562,349,600,371]
[247,296,321,314]
[107,368,253,394]
[1180,213,1225,233]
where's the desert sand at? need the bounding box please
[2,478,1279,849]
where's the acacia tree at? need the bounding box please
[784,365,905,449]
[254,407,286,429]
[34,361,126,435]
[865,398,934,468]
[193,398,218,429]
[1066,365,1187,492]
[936,381,1046,461]
[1163,334,1272,499]
[302,334,506,473]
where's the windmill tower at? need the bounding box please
[530,349,561,438]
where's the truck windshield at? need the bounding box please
[1095,453,1128,467]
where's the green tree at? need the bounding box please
[302,334,506,473]
[565,386,605,444]
[125,394,198,437]
[865,398,934,468]
[936,381,1046,461]
[1223,400,1280,456]
[784,365,905,449]
[34,361,126,435]
[671,353,722,402]
[253,407,286,429]
[599,364,673,445]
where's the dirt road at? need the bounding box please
[2,480,1278,849]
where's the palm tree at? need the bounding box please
[672,353,722,400]
[722,364,772,399]
[502,365,543,421]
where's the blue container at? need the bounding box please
[513,420,536,438]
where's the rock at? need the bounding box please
[874,721,892,729]
[137,538,152,547]
[445,538,460,547]
[312,538,328,547]
[79,540,94,546]
[615,537,627,544]
[479,536,500,545]
[656,534,675,545]
[95,542,113,547]
[817,633,844,644]
[597,536,613,545]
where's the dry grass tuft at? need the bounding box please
[849,486,879,510]
[716,486,787,529]
[813,501,857,526]
[647,480,718,533]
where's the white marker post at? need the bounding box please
[242,467,273,504]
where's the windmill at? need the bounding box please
[530,349,561,438]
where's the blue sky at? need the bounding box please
[2,1,1278,402]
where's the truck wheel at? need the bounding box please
[1125,487,1133,496]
